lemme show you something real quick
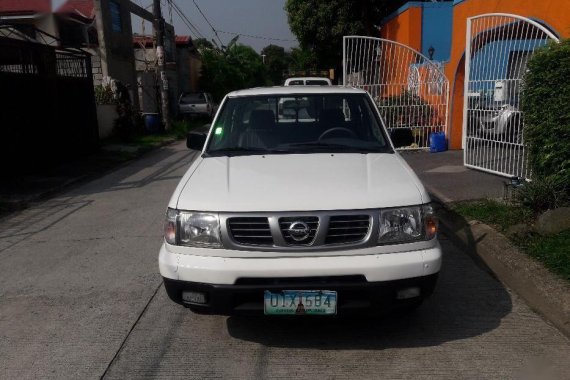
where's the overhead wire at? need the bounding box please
[168,0,207,39]
[191,0,224,47]
[216,29,296,43]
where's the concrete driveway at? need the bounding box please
[1,142,569,379]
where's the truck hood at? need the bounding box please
[175,153,426,212]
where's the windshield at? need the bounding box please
[205,93,391,156]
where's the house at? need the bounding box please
[0,0,58,45]
[378,0,570,150]
[175,35,201,95]
[132,29,180,115]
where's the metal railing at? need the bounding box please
[343,36,449,150]
[462,13,559,179]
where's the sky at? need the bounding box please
[51,0,299,52]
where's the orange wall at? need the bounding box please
[380,7,422,52]
[378,7,422,98]
[447,0,570,149]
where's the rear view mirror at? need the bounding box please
[187,132,207,151]
[389,128,414,148]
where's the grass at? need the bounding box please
[107,118,208,149]
[523,231,570,282]
[453,199,533,232]
[453,199,570,282]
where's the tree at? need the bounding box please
[285,0,407,68]
[521,39,570,205]
[199,44,267,101]
[261,44,290,85]
[193,37,215,51]
[288,47,317,72]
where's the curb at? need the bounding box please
[437,204,570,339]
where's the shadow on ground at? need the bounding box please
[226,213,513,350]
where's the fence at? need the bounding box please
[0,32,99,176]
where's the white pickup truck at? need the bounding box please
[159,86,441,316]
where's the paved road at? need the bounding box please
[1,142,569,380]
[402,150,506,203]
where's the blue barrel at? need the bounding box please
[429,131,447,153]
[143,113,161,133]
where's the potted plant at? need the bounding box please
[95,83,118,139]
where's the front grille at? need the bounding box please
[325,215,371,245]
[228,217,274,246]
[279,216,319,245]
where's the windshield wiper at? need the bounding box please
[204,147,291,157]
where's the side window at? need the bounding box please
[288,80,304,85]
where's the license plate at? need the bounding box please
[264,290,337,315]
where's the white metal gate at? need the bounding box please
[343,36,449,149]
[463,14,559,178]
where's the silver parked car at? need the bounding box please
[468,94,522,143]
[178,92,217,119]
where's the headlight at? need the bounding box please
[378,204,437,244]
[164,209,222,248]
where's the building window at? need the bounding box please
[110,1,123,33]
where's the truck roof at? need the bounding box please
[227,86,367,97]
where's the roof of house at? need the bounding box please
[55,0,94,23]
[0,0,51,16]
[175,35,192,45]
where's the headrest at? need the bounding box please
[249,110,275,130]
[319,108,345,125]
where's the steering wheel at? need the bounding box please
[318,127,357,141]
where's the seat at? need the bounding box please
[238,110,278,149]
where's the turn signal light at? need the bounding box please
[425,216,438,240]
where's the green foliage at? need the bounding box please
[377,90,435,127]
[199,44,268,102]
[515,177,569,214]
[94,84,115,105]
[453,199,532,232]
[455,199,570,282]
[524,230,570,282]
[521,39,570,189]
[288,47,317,72]
[193,37,215,51]
[112,81,137,142]
[261,44,290,85]
[285,0,406,68]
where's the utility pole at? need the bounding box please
[153,0,171,130]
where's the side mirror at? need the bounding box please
[187,132,207,151]
[389,128,414,148]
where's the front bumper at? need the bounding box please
[163,274,438,315]
[159,242,442,315]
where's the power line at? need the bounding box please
[168,0,206,39]
[169,0,204,38]
[216,29,296,43]
[192,0,224,47]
